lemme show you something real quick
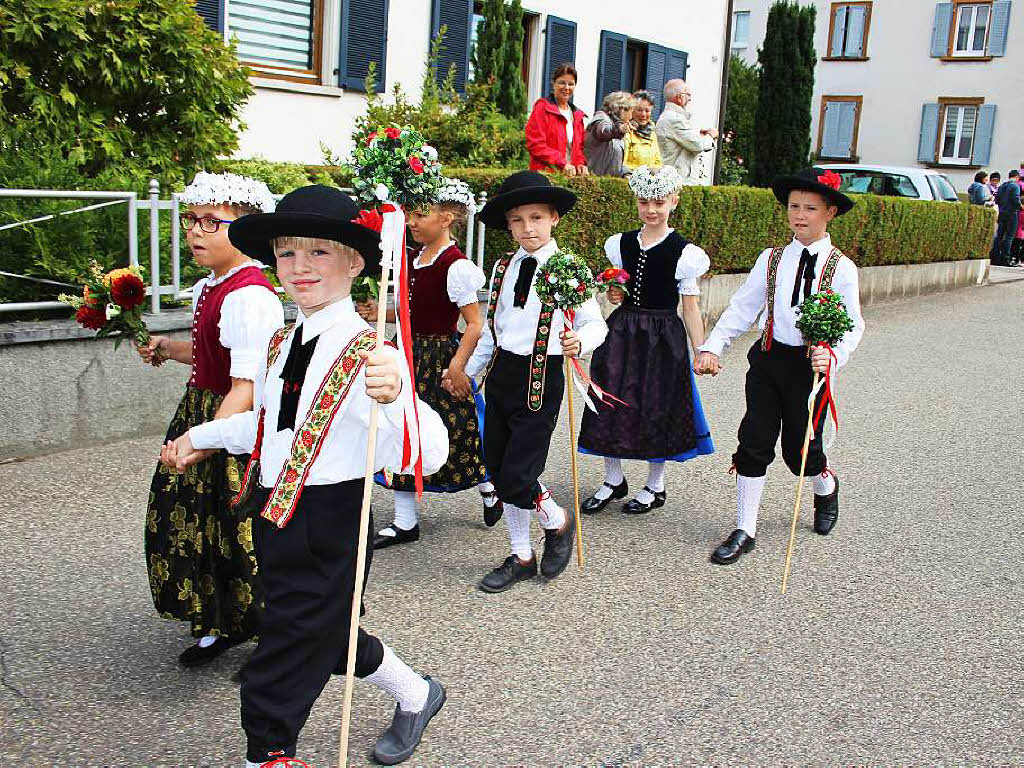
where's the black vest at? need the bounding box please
[620,230,692,310]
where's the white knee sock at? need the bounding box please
[364,643,430,714]
[736,474,766,537]
[812,468,836,496]
[504,503,533,561]
[632,462,666,505]
[391,491,419,531]
[535,483,567,530]
[478,480,499,507]
[592,458,624,500]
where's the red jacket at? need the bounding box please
[525,96,587,171]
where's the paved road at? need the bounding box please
[3,280,1023,766]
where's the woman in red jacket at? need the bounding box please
[525,63,589,176]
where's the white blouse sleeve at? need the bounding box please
[675,244,711,295]
[218,286,286,381]
[446,259,486,307]
[603,233,624,268]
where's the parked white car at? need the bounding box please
[816,164,960,203]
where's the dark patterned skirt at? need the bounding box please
[375,333,487,493]
[578,305,714,461]
[145,386,261,640]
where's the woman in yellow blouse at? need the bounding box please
[624,90,662,171]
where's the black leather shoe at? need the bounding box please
[373,677,446,765]
[581,479,628,514]
[710,529,756,565]
[621,486,666,514]
[540,513,576,580]
[813,475,840,535]
[478,555,538,593]
[373,524,420,550]
[178,636,239,668]
[481,492,504,527]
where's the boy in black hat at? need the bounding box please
[161,185,451,766]
[467,170,608,592]
[694,168,865,565]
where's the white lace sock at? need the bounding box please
[535,483,567,530]
[364,643,430,714]
[736,474,766,537]
[812,468,836,496]
[391,491,419,531]
[478,481,499,507]
[198,635,218,649]
[504,503,533,561]
[593,458,624,500]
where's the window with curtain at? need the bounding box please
[732,11,751,48]
[940,103,979,163]
[952,3,990,55]
[228,0,322,81]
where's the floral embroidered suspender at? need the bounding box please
[481,256,556,412]
[232,326,377,529]
[761,247,844,350]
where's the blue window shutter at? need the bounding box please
[195,0,225,33]
[918,103,940,163]
[972,104,997,164]
[596,31,628,107]
[431,0,473,93]
[340,0,390,91]
[820,101,842,157]
[543,15,577,94]
[837,101,858,157]
[988,1,1012,56]
[646,43,688,119]
[830,5,847,57]
[931,3,953,57]
[845,5,867,57]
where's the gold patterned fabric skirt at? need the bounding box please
[145,386,261,640]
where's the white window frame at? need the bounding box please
[939,103,979,165]
[951,3,991,57]
[732,11,751,48]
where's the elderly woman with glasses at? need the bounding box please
[584,90,637,177]
[623,91,663,171]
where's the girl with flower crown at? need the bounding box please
[136,172,284,668]
[578,165,714,515]
[355,177,499,548]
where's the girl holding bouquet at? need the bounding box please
[578,165,714,514]
[137,172,284,667]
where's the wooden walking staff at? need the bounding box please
[781,368,819,594]
[563,354,585,567]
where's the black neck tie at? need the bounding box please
[513,256,537,308]
[791,248,817,307]
[277,324,319,432]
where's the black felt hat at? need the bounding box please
[228,184,381,274]
[478,170,578,230]
[771,167,855,216]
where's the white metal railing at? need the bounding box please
[0,181,492,315]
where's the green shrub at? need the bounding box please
[212,158,334,194]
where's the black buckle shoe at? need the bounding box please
[373,524,421,550]
[540,513,576,580]
[813,475,840,535]
[710,529,756,565]
[481,492,504,527]
[581,479,628,514]
[621,486,666,515]
[178,636,240,668]
[478,554,538,593]
[373,677,446,765]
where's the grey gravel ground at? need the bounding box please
[2,280,1023,767]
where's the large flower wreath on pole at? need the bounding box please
[339,124,442,768]
[781,289,855,593]
[535,251,627,568]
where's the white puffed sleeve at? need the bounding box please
[675,243,711,296]
[218,286,286,381]
[446,259,486,307]
[603,233,624,268]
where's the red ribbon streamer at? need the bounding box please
[563,309,629,409]
[812,343,839,435]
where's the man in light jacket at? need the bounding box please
[656,79,718,185]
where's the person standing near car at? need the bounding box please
[968,172,993,206]
[992,170,1022,266]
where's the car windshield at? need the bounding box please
[835,170,919,198]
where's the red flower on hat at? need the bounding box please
[352,208,383,233]
[817,170,842,191]
[75,305,107,330]
[408,157,424,174]
[385,126,401,140]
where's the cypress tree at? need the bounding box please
[497,0,526,117]
[470,0,506,90]
[750,1,817,187]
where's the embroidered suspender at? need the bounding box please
[481,256,556,412]
[761,246,844,351]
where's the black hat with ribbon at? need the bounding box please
[478,170,578,230]
[771,167,855,216]
[228,184,382,274]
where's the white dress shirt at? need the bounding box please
[604,229,711,296]
[465,239,609,379]
[699,234,865,368]
[190,262,285,381]
[189,296,450,487]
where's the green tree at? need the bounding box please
[471,0,507,90]
[0,0,253,177]
[722,54,760,184]
[749,1,817,187]
[471,0,526,119]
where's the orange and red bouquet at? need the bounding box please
[595,267,630,295]
[59,261,154,353]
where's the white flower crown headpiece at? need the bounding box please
[436,177,477,216]
[180,171,276,213]
[628,165,683,200]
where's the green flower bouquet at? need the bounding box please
[795,289,855,347]
[349,124,443,210]
[534,251,596,310]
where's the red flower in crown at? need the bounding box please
[408,157,424,174]
[352,208,383,233]
[817,170,842,191]
[385,126,401,140]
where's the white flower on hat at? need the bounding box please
[628,165,683,200]
[435,177,476,215]
[180,171,275,212]
[421,145,438,161]
[374,183,391,201]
